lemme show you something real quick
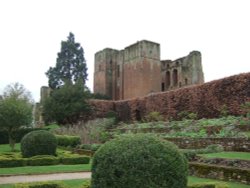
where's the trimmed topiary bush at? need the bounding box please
[21,130,57,158]
[91,133,188,188]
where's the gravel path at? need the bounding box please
[0,172,91,185]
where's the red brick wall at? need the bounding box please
[89,73,250,121]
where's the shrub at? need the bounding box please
[0,128,48,144]
[144,111,164,122]
[15,182,66,188]
[21,130,57,158]
[91,134,188,188]
[0,158,27,168]
[56,135,81,147]
[28,155,60,166]
[81,180,91,188]
[188,183,229,188]
[61,156,90,165]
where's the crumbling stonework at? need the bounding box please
[94,40,204,100]
[34,86,51,126]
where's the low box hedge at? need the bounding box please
[188,183,229,188]
[0,158,27,167]
[56,135,81,147]
[0,155,90,167]
[15,181,65,188]
[60,156,90,165]
[28,156,60,166]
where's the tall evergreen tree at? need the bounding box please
[46,32,88,89]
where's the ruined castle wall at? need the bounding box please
[94,48,120,99]
[161,51,204,91]
[90,72,250,121]
[123,41,161,99]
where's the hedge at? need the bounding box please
[0,155,90,167]
[0,128,49,144]
[60,156,90,165]
[91,134,188,188]
[56,135,81,147]
[89,72,250,121]
[21,130,57,158]
[28,156,60,166]
[188,183,229,188]
[15,182,66,188]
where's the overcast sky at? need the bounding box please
[0,0,249,102]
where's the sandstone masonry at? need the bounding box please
[94,40,204,100]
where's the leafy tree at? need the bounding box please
[43,80,91,125]
[46,32,88,89]
[0,83,33,151]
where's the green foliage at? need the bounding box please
[80,143,101,151]
[240,102,250,118]
[0,158,27,167]
[56,135,81,147]
[15,182,66,188]
[178,111,198,120]
[0,83,33,151]
[60,156,90,165]
[81,180,91,188]
[182,145,224,160]
[28,155,60,166]
[198,151,250,161]
[91,134,188,188]
[144,111,164,122]
[188,182,229,188]
[21,130,57,157]
[45,124,60,131]
[0,128,47,145]
[219,105,228,117]
[46,32,87,89]
[43,82,91,125]
[91,93,111,100]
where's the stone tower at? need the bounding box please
[94,40,161,100]
[94,40,204,100]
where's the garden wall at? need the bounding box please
[164,138,250,152]
[89,72,250,121]
[189,162,250,184]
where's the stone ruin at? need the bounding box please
[94,40,204,100]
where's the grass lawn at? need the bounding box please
[0,144,20,153]
[189,176,250,188]
[0,164,91,175]
[1,177,250,188]
[198,152,250,160]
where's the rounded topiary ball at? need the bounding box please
[21,130,57,158]
[91,134,188,188]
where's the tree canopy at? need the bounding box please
[0,83,33,151]
[46,32,88,89]
[43,81,91,125]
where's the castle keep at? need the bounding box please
[94,40,204,100]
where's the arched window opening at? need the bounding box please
[166,71,170,88]
[173,69,178,86]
